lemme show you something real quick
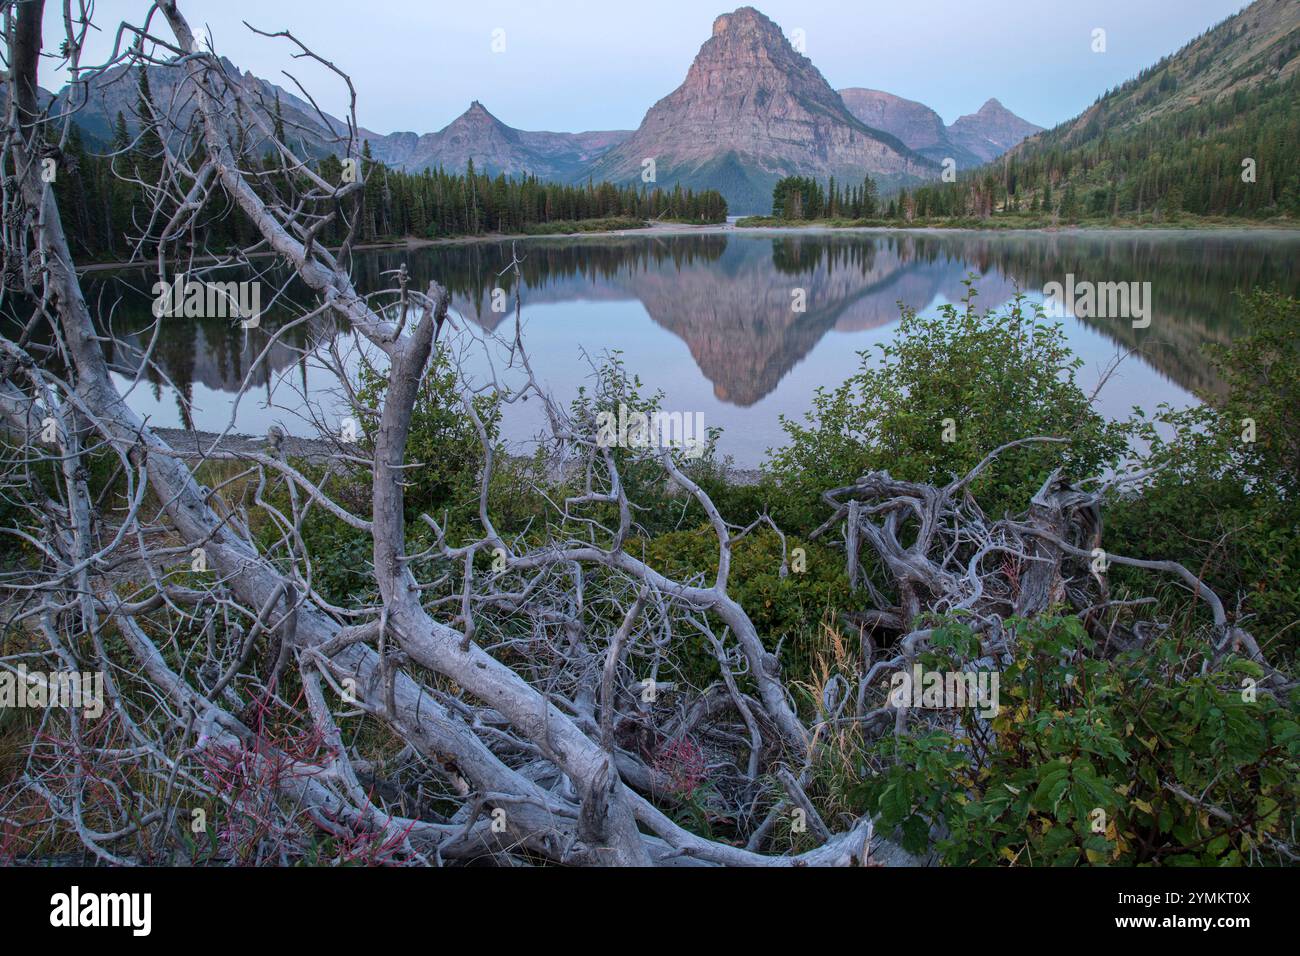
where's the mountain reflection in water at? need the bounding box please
[78,229,1300,466]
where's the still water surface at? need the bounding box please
[87,228,1299,466]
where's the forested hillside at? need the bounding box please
[901,0,1300,221]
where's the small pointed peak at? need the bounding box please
[981,98,1006,112]
[466,100,500,117]
[456,100,502,124]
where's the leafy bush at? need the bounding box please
[565,350,725,539]
[520,217,647,235]
[765,283,1131,532]
[857,615,1299,865]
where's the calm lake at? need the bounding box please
[87,228,1300,467]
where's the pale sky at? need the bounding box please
[42,0,1252,134]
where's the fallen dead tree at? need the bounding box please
[810,445,1289,735]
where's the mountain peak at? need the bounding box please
[712,7,775,38]
[948,97,1043,163]
[838,87,1039,168]
[443,100,509,136]
[705,6,797,62]
[584,6,932,212]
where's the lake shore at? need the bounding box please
[74,221,735,274]
[93,226,1297,468]
[76,218,1300,274]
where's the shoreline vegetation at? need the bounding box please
[748,171,1298,230]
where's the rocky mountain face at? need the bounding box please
[837,89,950,155]
[839,88,1040,169]
[364,102,630,179]
[946,98,1044,163]
[584,7,936,213]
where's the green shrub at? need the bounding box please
[857,615,1299,865]
[765,283,1130,532]
[565,350,726,540]
[519,217,646,235]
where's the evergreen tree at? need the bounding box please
[134,67,165,187]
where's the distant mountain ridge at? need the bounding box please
[47,59,631,181]
[50,56,351,157]
[42,6,1045,213]
[837,89,1042,171]
[362,102,631,180]
[38,5,1089,218]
